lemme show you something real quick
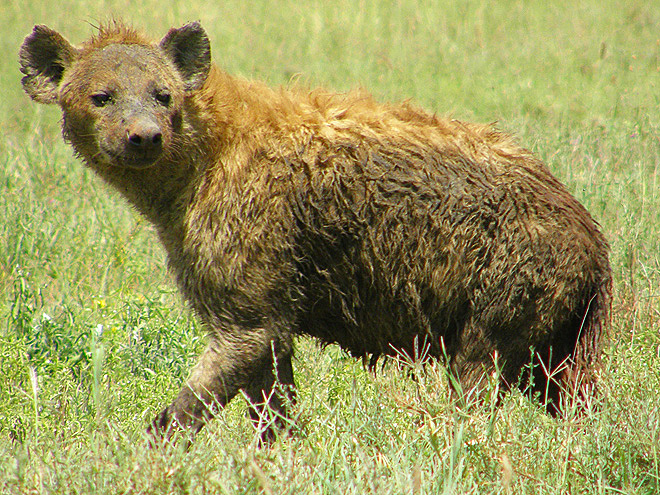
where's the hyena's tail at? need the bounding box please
[558,271,612,414]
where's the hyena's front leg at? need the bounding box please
[243,345,296,444]
[148,328,294,443]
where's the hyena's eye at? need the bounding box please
[91,92,112,107]
[155,91,171,107]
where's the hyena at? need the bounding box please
[20,21,611,442]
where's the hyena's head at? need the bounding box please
[20,22,211,170]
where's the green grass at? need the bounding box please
[1,0,659,493]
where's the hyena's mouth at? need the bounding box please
[119,152,163,169]
[99,144,163,169]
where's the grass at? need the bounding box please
[1,0,659,493]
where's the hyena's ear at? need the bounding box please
[19,25,79,104]
[160,22,211,91]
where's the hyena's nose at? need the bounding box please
[126,118,163,152]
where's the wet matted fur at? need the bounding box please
[20,21,611,442]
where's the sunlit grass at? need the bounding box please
[1,0,659,493]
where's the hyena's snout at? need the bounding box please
[123,116,163,164]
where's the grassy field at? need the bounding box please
[1,0,659,493]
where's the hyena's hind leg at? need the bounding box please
[443,322,506,408]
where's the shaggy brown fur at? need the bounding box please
[20,21,611,441]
